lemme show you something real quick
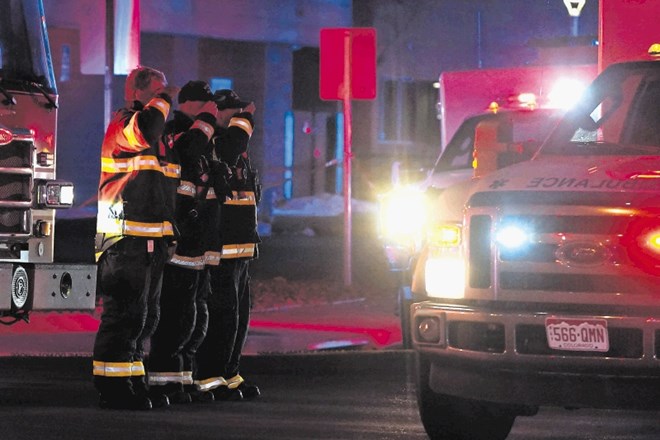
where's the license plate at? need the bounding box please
[545,317,609,352]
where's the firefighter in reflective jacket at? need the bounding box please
[93,66,179,411]
[146,81,219,404]
[195,89,261,400]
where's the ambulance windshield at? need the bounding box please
[539,62,660,156]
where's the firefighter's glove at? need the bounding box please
[210,160,234,201]
[195,156,212,188]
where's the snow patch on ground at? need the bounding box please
[271,192,377,217]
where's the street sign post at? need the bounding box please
[320,28,376,287]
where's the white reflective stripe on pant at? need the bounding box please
[194,376,227,391]
[148,371,185,385]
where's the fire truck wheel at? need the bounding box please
[415,354,516,440]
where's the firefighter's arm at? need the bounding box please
[175,110,217,169]
[222,110,255,165]
[119,92,174,152]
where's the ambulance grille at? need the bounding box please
[466,191,659,299]
[0,138,33,236]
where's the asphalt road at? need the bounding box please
[1,352,660,440]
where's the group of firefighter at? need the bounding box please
[93,66,261,410]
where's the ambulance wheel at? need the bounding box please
[415,354,516,440]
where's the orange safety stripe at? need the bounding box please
[229,117,253,136]
[146,96,171,120]
[224,191,256,206]
[191,119,215,140]
[221,243,255,259]
[122,220,175,237]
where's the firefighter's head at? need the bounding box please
[125,66,168,106]
[177,80,217,118]
[213,89,254,128]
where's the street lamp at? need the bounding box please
[563,0,587,36]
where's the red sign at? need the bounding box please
[319,28,377,101]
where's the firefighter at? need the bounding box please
[93,66,179,410]
[194,89,261,400]
[146,80,219,404]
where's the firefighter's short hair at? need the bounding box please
[124,66,167,101]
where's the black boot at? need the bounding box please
[132,377,170,408]
[153,383,192,404]
[184,384,215,403]
[236,382,261,400]
[211,386,243,401]
[95,376,152,410]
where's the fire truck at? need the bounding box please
[0,0,96,324]
[409,27,660,440]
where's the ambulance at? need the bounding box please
[378,88,587,347]
[411,48,660,440]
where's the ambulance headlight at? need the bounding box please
[37,180,75,208]
[377,186,428,245]
[495,223,531,250]
[425,254,466,299]
[425,223,465,299]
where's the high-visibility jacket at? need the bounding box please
[96,96,179,260]
[213,112,260,260]
[163,110,218,270]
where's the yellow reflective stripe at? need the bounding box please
[101,156,180,177]
[182,371,193,385]
[122,112,150,151]
[93,361,133,377]
[123,220,174,237]
[177,180,196,197]
[191,119,215,140]
[148,371,184,385]
[97,219,174,237]
[146,97,171,120]
[162,163,181,178]
[204,251,222,266]
[225,191,256,206]
[229,117,253,136]
[169,254,205,270]
[132,361,145,376]
[194,376,227,392]
[221,243,255,259]
[226,374,244,390]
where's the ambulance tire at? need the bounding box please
[415,353,516,440]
